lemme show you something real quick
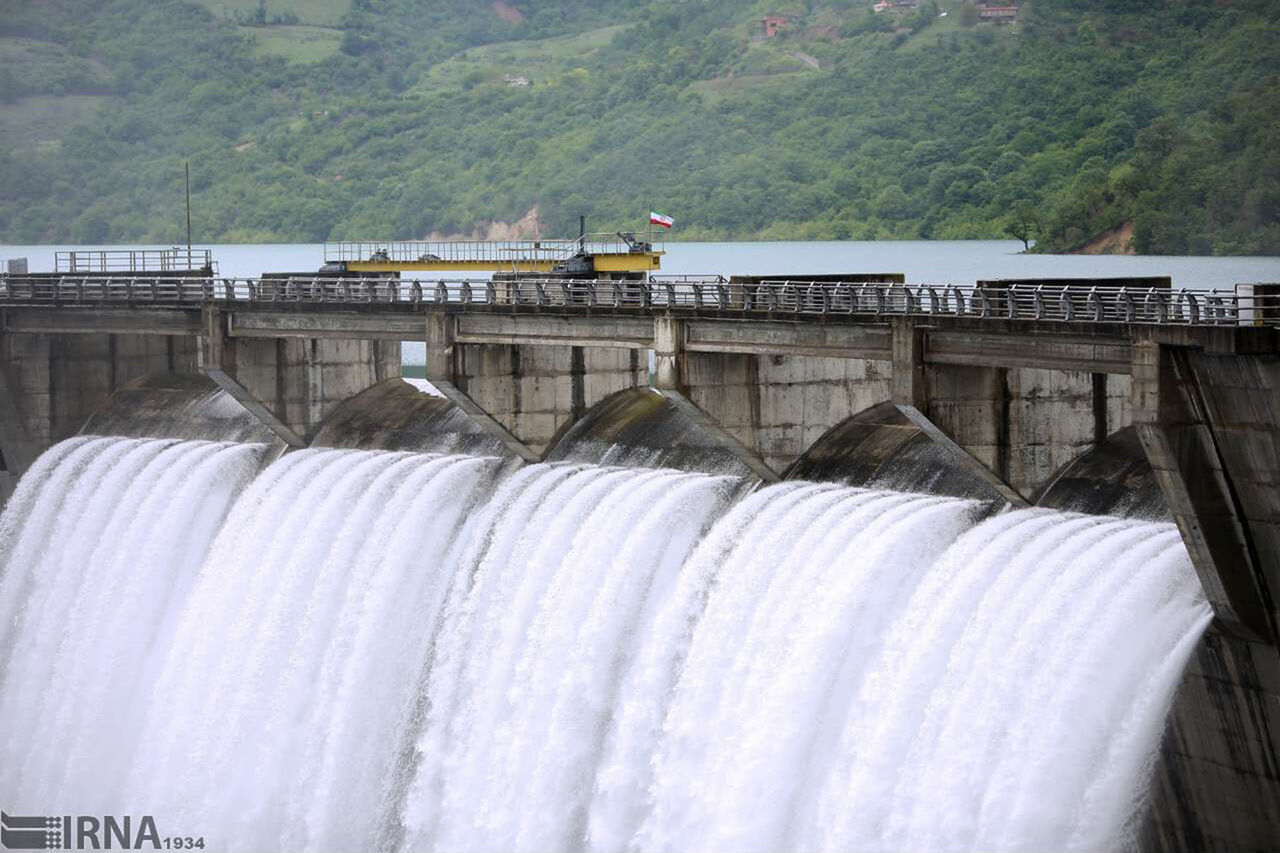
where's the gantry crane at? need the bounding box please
[322,230,663,277]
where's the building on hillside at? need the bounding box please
[761,15,792,37]
[872,1,894,12]
[503,74,531,87]
[977,4,1019,22]
[895,0,920,8]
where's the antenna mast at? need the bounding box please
[185,161,193,255]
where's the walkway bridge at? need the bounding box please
[53,248,216,273]
[1,272,1278,851]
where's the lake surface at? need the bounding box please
[4,240,1280,290]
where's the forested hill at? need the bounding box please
[1,0,1277,254]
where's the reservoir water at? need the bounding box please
[0,439,1211,852]
[4,239,1280,289]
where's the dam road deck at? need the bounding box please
[1,275,1273,365]
[2,272,1280,852]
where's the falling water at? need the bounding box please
[0,439,1210,853]
[0,437,267,812]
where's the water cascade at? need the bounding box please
[0,439,1211,852]
[0,437,268,809]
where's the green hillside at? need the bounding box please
[0,0,1277,254]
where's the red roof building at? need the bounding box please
[762,15,791,37]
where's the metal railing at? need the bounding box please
[651,274,730,284]
[323,231,663,265]
[0,275,1275,327]
[54,249,215,273]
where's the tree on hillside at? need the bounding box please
[1004,202,1040,251]
[958,3,980,26]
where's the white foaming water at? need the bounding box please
[402,465,739,853]
[0,437,267,813]
[0,440,1210,853]
[127,448,503,851]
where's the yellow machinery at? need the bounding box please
[324,231,663,275]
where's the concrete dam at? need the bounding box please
[0,272,1277,851]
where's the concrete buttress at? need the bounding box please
[891,317,1029,506]
[653,316,779,482]
[199,305,306,447]
[425,312,539,462]
[1131,339,1275,642]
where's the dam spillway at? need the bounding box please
[0,437,1211,852]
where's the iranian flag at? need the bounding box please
[649,211,674,229]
